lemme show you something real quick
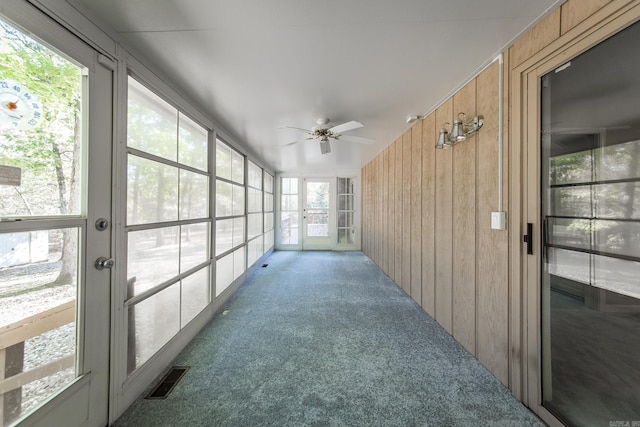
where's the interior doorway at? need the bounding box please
[302,178,334,250]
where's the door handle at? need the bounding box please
[95,257,115,270]
[523,223,533,255]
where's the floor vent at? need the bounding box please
[145,366,189,400]
[262,264,269,268]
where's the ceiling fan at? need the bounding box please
[280,117,374,154]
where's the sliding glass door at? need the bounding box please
[539,19,640,426]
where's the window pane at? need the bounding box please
[216,180,232,218]
[181,222,209,272]
[547,217,590,250]
[248,235,263,268]
[232,217,245,248]
[264,229,274,253]
[265,193,274,212]
[264,212,274,232]
[547,247,590,285]
[282,177,297,194]
[593,254,640,299]
[248,213,262,239]
[215,140,231,180]
[248,188,262,213]
[232,184,245,216]
[127,154,179,225]
[0,228,78,417]
[181,266,209,326]
[264,173,274,193]
[216,252,233,296]
[127,227,180,296]
[180,170,209,220]
[549,186,592,218]
[282,195,298,211]
[281,212,299,245]
[215,219,233,256]
[231,150,244,184]
[248,161,262,189]
[178,113,207,171]
[128,77,178,161]
[338,228,354,245]
[596,140,640,181]
[127,283,180,373]
[233,246,245,280]
[549,151,592,186]
[594,182,640,219]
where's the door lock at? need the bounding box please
[95,257,115,270]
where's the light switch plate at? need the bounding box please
[491,211,507,230]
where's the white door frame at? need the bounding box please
[0,2,113,425]
[302,177,335,250]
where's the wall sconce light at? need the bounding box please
[435,112,484,149]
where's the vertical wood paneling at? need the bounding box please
[452,80,477,355]
[388,142,396,280]
[382,148,389,275]
[402,130,412,295]
[410,124,422,304]
[421,114,436,316]
[375,155,381,266]
[434,99,453,334]
[561,0,610,35]
[394,138,403,286]
[477,62,509,385]
[510,8,561,68]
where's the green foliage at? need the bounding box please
[0,21,81,216]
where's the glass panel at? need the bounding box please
[338,228,354,245]
[593,220,640,258]
[233,246,245,280]
[247,213,262,239]
[247,235,263,268]
[215,180,232,218]
[127,154,179,225]
[248,188,262,213]
[215,219,233,256]
[546,217,590,249]
[178,113,207,171]
[127,227,180,296]
[180,266,209,326]
[248,161,262,189]
[232,184,245,216]
[594,182,640,219]
[282,177,297,194]
[264,229,274,253]
[596,140,640,181]
[232,217,245,248]
[127,282,180,373]
[547,247,590,285]
[0,228,78,421]
[306,211,329,237]
[549,151,592,185]
[216,252,233,296]
[264,173,274,193]
[548,186,592,218]
[179,170,208,220]
[264,212,274,232]
[127,77,178,161]
[215,140,231,180]
[281,212,299,245]
[180,222,209,272]
[338,195,353,211]
[0,23,83,218]
[593,254,640,299]
[231,150,244,185]
[264,193,274,212]
[306,182,329,209]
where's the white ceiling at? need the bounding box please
[71,0,562,174]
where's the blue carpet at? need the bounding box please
[114,251,543,426]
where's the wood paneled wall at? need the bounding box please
[362,61,505,378]
[361,0,630,393]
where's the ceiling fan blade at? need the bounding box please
[320,140,331,154]
[281,138,311,147]
[329,121,363,134]
[339,135,374,145]
[278,125,312,133]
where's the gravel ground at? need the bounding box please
[1,261,76,419]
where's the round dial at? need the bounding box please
[0,80,42,130]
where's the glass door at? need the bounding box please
[0,8,112,427]
[302,179,333,250]
[539,19,640,426]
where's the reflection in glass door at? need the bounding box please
[540,20,640,426]
[0,13,111,427]
[302,179,332,249]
